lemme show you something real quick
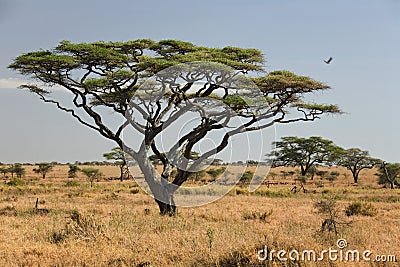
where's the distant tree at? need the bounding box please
[292,175,308,193]
[239,171,254,185]
[211,159,223,165]
[103,147,130,181]
[13,164,25,178]
[68,164,80,178]
[338,148,379,183]
[270,136,343,176]
[80,167,104,187]
[206,167,226,181]
[33,163,54,179]
[188,169,206,182]
[316,170,328,180]
[268,171,277,180]
[307,165,318,180]
[0,166,8,177]
[377,162,400,189]
[326,171,340,185]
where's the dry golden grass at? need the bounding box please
[0,165,399,266]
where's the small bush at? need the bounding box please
[233,187,249,195]
[0,206,17,216]
[254,188,290,198]
[49,231,68,244]
[345,202,377,217]
[5,178,25,186]
[130,188,140,194]
[238,171,254,184]
[206,167,226,180]
[64,180,80,187]
[242,210,273,221]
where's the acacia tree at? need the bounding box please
[68,164,80,178]
[270,136,343,176]
[103,147,130,181]
[80,167,104,187]
[0,167,8,177]
[9,39,340,215]
[33,163,54,179]
[338,148,378,183]
[378,162,400,189]
[13,164,25,178]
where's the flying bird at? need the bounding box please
[324,57,333,64]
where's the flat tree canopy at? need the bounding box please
[9,39,341,215]
[270,136,343,176]
[338,148,379,183]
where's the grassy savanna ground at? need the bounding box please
[0,165,399,266]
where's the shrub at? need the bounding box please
[68,164,80,178]
[6,178,25,186]
[80,168,104,187]
[254,188,290,198]
[345,202,377,217]
[188,169,206,181]
[238,171,254,184]
[130,188,140,194]
[233,187,248,195]
[242,210,273,221]
[206,167,226,180]
[64,180,80,187]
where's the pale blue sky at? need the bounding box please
[0,0,399,163]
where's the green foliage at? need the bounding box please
[188,169,206,181]
[103,147,131,181]
[6,164,25,178]
[242,210,273,221]
[316,170,328,178]
[103,147,126,165]
[338,148,379,183]
[64,180,80,187]
[345,202,377,217]
[307,165,318,180]
[376,162,400,188]
[0,166,8,177]
[130,188,140,194]
[326,171,340,183]
[270,136,343,176]
[296,175,307,184]
[68,165,80,178]
[80,168,104,187]
[9,39,341,213]
[33,163,54,179]
[6,178,25,186]
[238,171,254,184]
[206,167,226,180]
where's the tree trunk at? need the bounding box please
[136,152,178,216]
[119,165,124,182]
[156,196,177,216]
[300,166,307,176]
[353,173,358,183]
